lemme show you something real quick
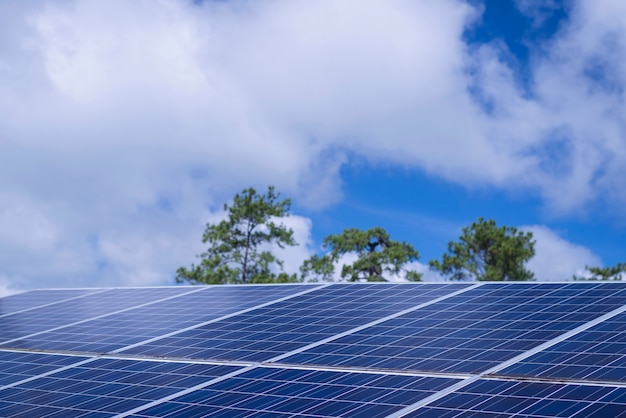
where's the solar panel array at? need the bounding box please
[2,282,626,417]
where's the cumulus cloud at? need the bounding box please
[416,263,446,283]
[270,215,316,277]
[0,276,21,298]
[382,261,444,283]
[477,0,626,215]
[1,0,625,289]
[522,225,602,281]
[514,0,562,26]
[0,0,481,290]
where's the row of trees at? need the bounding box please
[176,186,624,284]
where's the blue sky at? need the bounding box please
[1,0,625,292]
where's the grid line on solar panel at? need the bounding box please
[266,283,481,364]
[399,378,626,418]
[120,366,461,418]
[0,353,98,393]
[497,307,626,384]
[0,356,241,417]
[115,365,256,418]
[0,284,626,417]
[386,375,480,418]
[0,287,207,346]
[0,289,107,317]
[120,283,473,362]
[113,283,327,354]
[0,350,90,388]
[280,282,626,375]
[2,284,326,355]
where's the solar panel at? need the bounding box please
[120,283,470,362]
[0,356,239,417]
[401,378,626,417]
[2,282,626,417]
[0,289,103,317]
[0,351,88,386]
[498,309,626,383]
[0,287,197,344]
[1,284,320,354]
[126,366,459,418]
[280,283,626,374]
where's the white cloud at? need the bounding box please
[1,0,625,290]
[514,0,562,26]
[270,215,315,278]
[0,0,482,290]
[0,275,21,297]
[474,0,626,215]
[382,261,445,283]
[522,225,602,281]
[415,262,446,282]
[0,191,96,289]
[2,0,625,206]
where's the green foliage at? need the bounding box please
[176,186,297,284]
[301,227,422,282]
[573,263,626,280]
[429,217,535,281]
[299,254,335,282]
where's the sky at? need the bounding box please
[1,0,625,294]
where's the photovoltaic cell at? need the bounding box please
[281,283,626,374]
[131,366,460,418]
[0,287,198,344]
[0,289,101,316]
[2,284,319,354]
[3,282,626,417]
[122,283,469,362]
[404,379,626,418]
[0,351,88,387]
[0,358,240,417]
[498,310,626,383]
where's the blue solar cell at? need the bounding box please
[121,283,470,362]
[4,282,626,417]
[0,351,88,386]
[499,309,626,383]
[2,284,320,354]
[0,289,100,316]
[132,366,460,418]
[404,379,626,418]
[280,283,626,374]
[0,357,240,416]
[0,287,198,344]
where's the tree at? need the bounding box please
[573,263,626,280]
[429,217,535,281]
[301,227,422,282]
[299,254,336,282]
[176,186,297,284]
